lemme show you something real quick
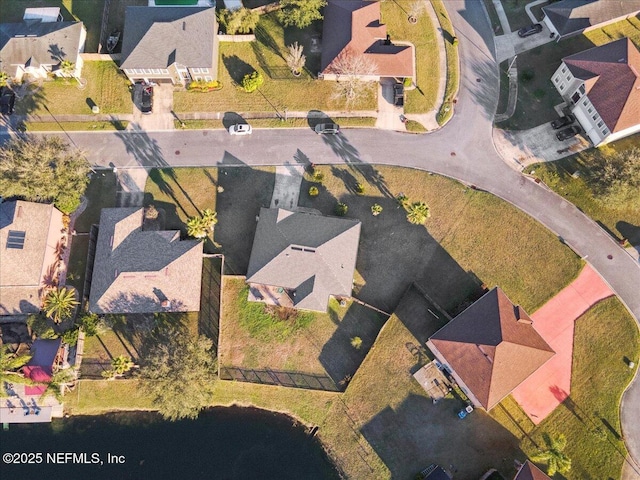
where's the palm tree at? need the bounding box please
[201,209,218,230]
[40,369,75,402]
[0,72,8,87]
[111,355,134,375]
[286,42,306,76]
[406,202,431,225]
[530,433,572,476]
[0,346,32,396]
[43,287,79,324]
[371,203,383,216]
[186,216,207,239]
[59,60,75,77]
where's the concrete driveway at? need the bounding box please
[130,82,175,131]
[375,79,405,131]
[494,25,555,63]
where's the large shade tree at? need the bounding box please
[0,136,90,213]
[139,325,217,421]
[278,0,326,28]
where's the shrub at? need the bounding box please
[396,193,409,207]
[351,336,363,349]
[335,202,348,216]
[312,170,324,182]
[371,203,383,216]
[403,77,413,87]
[145,205,159,220]
[77,312,100,337]
[55,193,82,214]
[355,183,365,194]
[241,71,264,93]
[217,7,259,34]
[452,37,459,46]
[533,88,546,99]
[520,69,535,82]
[27,313,57,340]
[187,80,222,92]
[62,327,79,346]
[309,186,319,196]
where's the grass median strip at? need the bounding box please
[25,121,129,132]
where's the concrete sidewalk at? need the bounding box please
[512,264,613,424]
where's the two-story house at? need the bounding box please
[551,37,640,146]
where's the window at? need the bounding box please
[561,66,567,74]
[559,84,565,91]
[200,68,209,74]
[571,92,581,103]
[554,75,560,83]
[597,120,604,128]
[152,69,160,74]
[602,127,609,135]
[582,98,588,106]
[579,84,585,94]
[204,76,212,82]
[6,230,26,249]
[588,106,593,114]
[566,75,571,82]
[592,113,598,121]
[192,68,201,74]
[194,76,202,81]
[160,69,169,74]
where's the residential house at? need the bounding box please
[120,6,218,85]
[0,10,86,81]
[551,37,640,146]
[88,208,203,314]
[246,208,361,312]
[513,460,551,480]
[0,201,65,316]
[427,287,555,411]
[321,0,415,81]
[542,0,640,40]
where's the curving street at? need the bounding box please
[1,0,638,474]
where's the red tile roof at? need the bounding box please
[321,0,413,77]
[563,38,640,133]
[429,288,555,410]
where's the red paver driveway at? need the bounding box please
[512,264,613,424]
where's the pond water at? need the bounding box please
[0,406,341,480]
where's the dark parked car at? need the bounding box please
[314,123,340,134]
[556,125,581,141]
[0,87,16,115]
[518,23,543,38]
[551,114,575,129]
[393,83,404,107]
[134,81,153,114]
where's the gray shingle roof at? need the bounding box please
[0,201,64,315]
[88,208,203,314]
[0,20,84,77]
[542,0,640,37]
[120,7,217,70]
[429,288,555,410]
[246,208,361,312]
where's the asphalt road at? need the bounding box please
[1,0,639,472]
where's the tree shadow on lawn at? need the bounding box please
[360,394,522,479]
[222,54,257,85]
[300,186,485,314]
[319,302,388,388]
[214,155,275,274]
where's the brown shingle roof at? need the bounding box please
[88,208,203,314]
[429,288,555,410]
[514,461,551,480]
[321,0,413,77]
[542,0,640,38]
[563,38,640,133]
[246,208,361,312]
[0,201,63,315]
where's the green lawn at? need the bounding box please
[16,62,132,116]
[525,134,640,245]
[25,121,128,132]
[500,0,535,31]
[219,277,387,386]
[304,165,582,314]
[498,15,640,130]
[432,0,459,125]
[173,13,376,113]
[381,0,439,114]
[175,117,376,130]
[0,0,104,52]
[492,297,640,479]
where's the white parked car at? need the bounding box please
[228,123,252,135]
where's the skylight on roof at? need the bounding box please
[6,230,26,249]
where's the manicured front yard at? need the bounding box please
[525,133,640,245]
[302,165,582,314]
[15,62,132,116]
[173,13,376,114]
[432,0,459,124]
[498,16,640,130]
[500,0,535,31]
[492,297,639,479]
[219,277,387,387]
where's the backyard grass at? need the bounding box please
[173,13,376,114]
[492,297,640,479]
[16,62,132,116]
[432,0,459,125]
[103,0,148,54]
[525,134,640,245]
[500,0,536,31]
[25,121,129,132]
[0,0,104,52]
[303,165,582,314]
[219,277,387,385]
[483,0,505,35]
[498,15,640,130]
[381,0,439,114]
